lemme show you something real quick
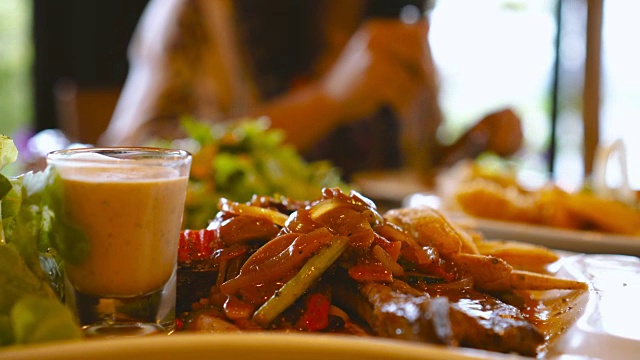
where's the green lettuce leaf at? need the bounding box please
[0,135,18,171]
[1,177,22,220]
[40,169,89,265]
[0,135,83,348]
[10,295,82,345]
[179,117,349,229]
[0,175,10,202]
[0,245,55,314]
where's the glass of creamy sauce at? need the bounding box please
[46,147,192,337]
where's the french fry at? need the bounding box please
[562,193,640,235]
[450,253,513,291]
[455,179,538,224]
[509,270,588,291]
[451,251,585,292]
[474,239,559,267]
[535,187,582,229]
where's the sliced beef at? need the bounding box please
[333,277,544,357]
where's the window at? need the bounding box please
[432,0,638,191]
[0,0,33,138]
[429,0,558,177]
[600,0,640,189]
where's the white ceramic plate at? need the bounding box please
[0,333,523,360]
[2,254,639,360]
[548,253,640,360]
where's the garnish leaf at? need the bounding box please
[0,136,83,347]
[0,135,18,171]
[10,295,82,345]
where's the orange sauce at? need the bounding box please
[61,167,188,297]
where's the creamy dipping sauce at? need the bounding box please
[60,166,188,297]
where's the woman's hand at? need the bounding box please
[472,108,524,157]
[319,19,433,124]
[438,108,524,167]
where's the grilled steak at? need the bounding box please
[334,277,544,356]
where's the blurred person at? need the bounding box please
[100,0,523,178]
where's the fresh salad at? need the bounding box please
[0,135,82,347]
[174,117,349,229]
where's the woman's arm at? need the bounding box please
[255,18,440,154]
[100,0,229,146]
[249,84,344,152]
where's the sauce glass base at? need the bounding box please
[66,268,177,337]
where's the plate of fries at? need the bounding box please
[405,190,640,257]
[413,157,640,257]
[445,213,640,257]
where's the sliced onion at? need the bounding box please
[218,198,289,226]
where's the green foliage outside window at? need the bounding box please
[0,0,33,137]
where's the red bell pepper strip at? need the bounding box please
[178,229,217,263]
[296,293,331,332]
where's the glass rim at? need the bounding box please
[46,147,192,166]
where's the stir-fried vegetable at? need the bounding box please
[176,187,587,356]
[253,235,349,326]
[295,293,332,331]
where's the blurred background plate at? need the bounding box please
[352,169,431,211]
[404,192,640,257]
[448,213,640,257]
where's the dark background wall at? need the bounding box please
[33,0,150,131]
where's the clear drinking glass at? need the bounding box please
[46,147,192,337]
